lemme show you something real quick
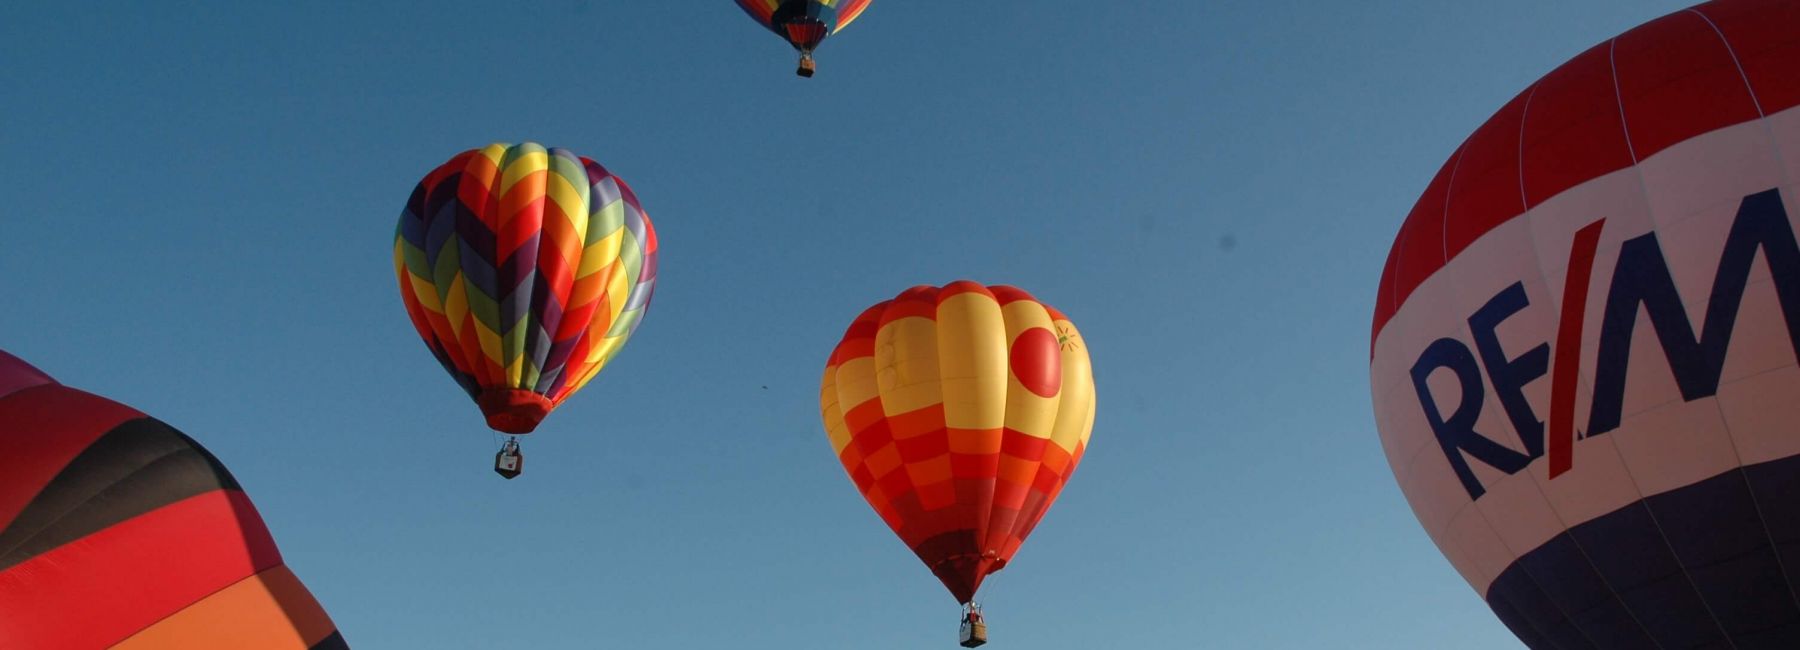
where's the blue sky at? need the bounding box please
[0,2,1694,648]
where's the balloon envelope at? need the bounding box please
[393,142,658,434]
[735,0,871,53]
[820,282,1095,604]
[0,350,348,649]
[1371,1,1800,647]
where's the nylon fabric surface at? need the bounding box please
[0,350,348,649]
[734,0,871,51]
[820,281,1095,604]
[393,142,659,433]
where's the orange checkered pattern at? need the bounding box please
[820,281,1095,603]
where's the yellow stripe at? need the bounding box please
[1047,318,1095,454]
[1080,389,1096,448]
[476,320,503,367]
[577,229,623,278]
[821,365,853,454]
[937,292,1007,430]
[505,312,529,386]
[547,171,590,247]
[560,261,636,397]
[832,356,880,429]
[583,263,633,364]
[394,242,444,313]
[443,275,470,338]
[876,316,942,417]
[477,143,509,167]
[1000,300,1059,439]
[408,273,444,313]
[498,147,550,198]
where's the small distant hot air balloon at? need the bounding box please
[735,0,872,77]
[392,142,658,478]
[0,350,348,649]
[820,282,1096,647]
[1371,1,1800,647]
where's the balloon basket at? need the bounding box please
[494,438,523,479]
[797,54,816,78]
[959,605,987,648]
[959,619,987,647]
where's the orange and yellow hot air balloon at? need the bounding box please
[819,281,1095,647]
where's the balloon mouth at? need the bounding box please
[476,389,552,434]
[932,553,1003,604]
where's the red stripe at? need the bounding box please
[1443,90,1530,260]
[1549,219,1605,478]
[1613,10,1761,162]
[828,304,885,366]
[839,0,872,25]
[536,204,578,307]
[936,281,993,304]
[1694,0,1800,112]
[1370,0,1800,352]
[784,21,828,49]
[1519,45,1633,208]
[0,351,53,399]
[1383,145,1459,357]
[878,286,939,326]
[988,284,1039,306]
[0,490,283,649]
[498,195,546,264]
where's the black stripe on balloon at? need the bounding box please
[0,417,240,572]
[1485,453,1800,649]
[310,630,351,650]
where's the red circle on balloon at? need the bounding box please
[1010,328,1062,398]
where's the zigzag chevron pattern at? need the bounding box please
[734,0,872,50]
[393,143,658,433]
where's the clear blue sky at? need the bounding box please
[0,2,1694,648]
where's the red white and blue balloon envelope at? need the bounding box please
[1370,1,1800,647]
[0,350,347,649]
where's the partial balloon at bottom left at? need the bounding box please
[0,349,349,650]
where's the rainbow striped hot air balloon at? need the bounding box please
[392,143,658,478]
[735,0,872,77]
[0,350,348,649]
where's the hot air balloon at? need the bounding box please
[1371,1,1800,647]
[392,142,658,479]
[0,350,348,649]
[820,282,1095,647]
[735,0,872,77]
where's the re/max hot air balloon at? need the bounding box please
[393,142,658,479]
[1371,1,1800,647]
[735,0,871,77]
[820,282,1095,648]
[0,350,348,649]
